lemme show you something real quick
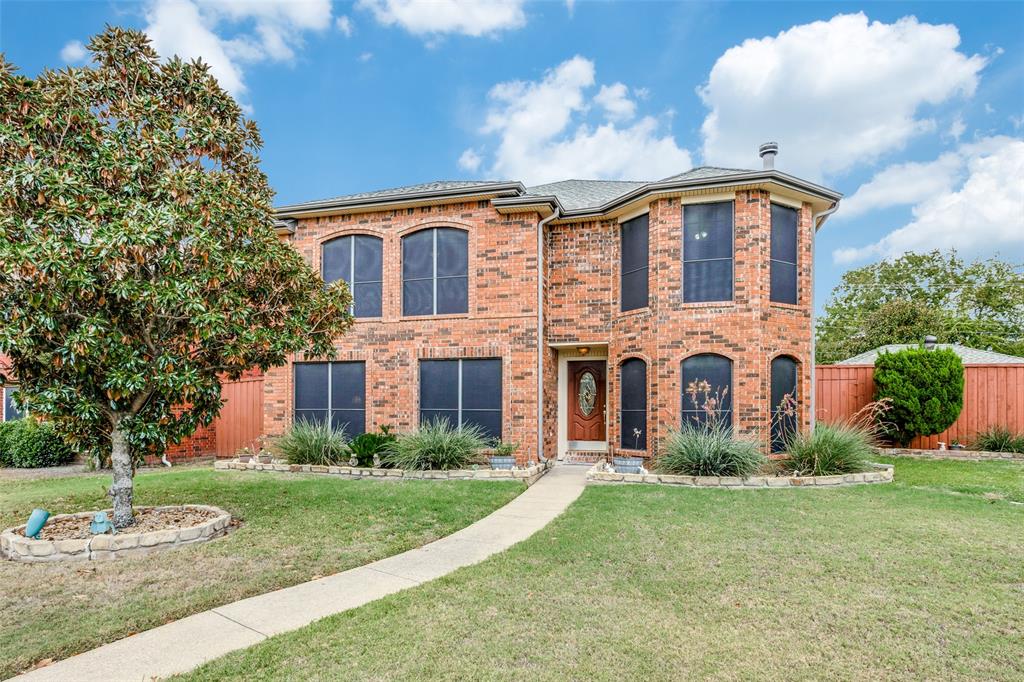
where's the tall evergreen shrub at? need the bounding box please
[873,348,964,447]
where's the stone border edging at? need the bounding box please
[880,447,1024,462]
[586,462,894,488]
[214,458,551,486]
[1,505,232,563]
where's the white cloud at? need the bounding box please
[336,15,353,36]
[469,56,691,184]
[143,0,332,99]
[594,83,636,122]
[357,0,526,38]
[699,13,987,180]
[948,115,966,141]
[358,51,374,62]
[834,137,1024,263]
[565,0,575,18]
[458,148,482,172]
[60,40,88,64]
[838,153,964,220]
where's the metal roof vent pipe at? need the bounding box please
[923,335,938,350]
[759,141,779,169]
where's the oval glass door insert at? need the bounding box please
[578,371,597,416]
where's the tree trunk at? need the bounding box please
[109,426,134,528]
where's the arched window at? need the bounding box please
[402,228,468,316]
[322,235,383,318]
[619,358,647,449]
[681,354,732,428]
[770,356,799,452]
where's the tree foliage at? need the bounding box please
[816,250,1024,364]
[873,348,964,447]
[0,28,352,525]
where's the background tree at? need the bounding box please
[816,250,1024,363]
[873,348,964,447]
[0,28,352,527]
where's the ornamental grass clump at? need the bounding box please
[384,419,488,470]
[972,426,1024,454]
[656,420,765,477]
[278,421,349,466]
[783,400,885,476]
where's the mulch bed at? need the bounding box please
[35,506,220,541]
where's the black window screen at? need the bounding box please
[681,354,733,428]
[683,202,733,303]
[420,358,501,440]
[770,204,798,304]
[620,214,649,311]
[322,235,383,318]
[403,228,468,316]
[770,356,798,452]
[293,362,366,437]
[619,358,647,449]
[3,387,23,421]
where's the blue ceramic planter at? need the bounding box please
[25,508,49,539]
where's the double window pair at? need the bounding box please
[321,227,469,318]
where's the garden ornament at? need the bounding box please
[90,511,117,535]
[24,508,49,539]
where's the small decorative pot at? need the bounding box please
[489,456,515,470]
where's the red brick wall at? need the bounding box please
[264,202,544,463]
[544,191,813,459]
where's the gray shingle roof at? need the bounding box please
[837,344,1024,365]
[278,180,516,211]
[657,166,754,183]
[523,179,647,211]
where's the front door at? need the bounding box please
[568,361,606,442]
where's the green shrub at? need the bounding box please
[278,421,349,466]
[972,426,1024,453]
[348,425,397,467]
[655,420,765,477]
[383,419,488,470]
[783,422,876,476]
[873,347,964,447]
[0,419,76,468]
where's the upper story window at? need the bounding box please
[681,353,733,428]
[619,358,647,449]
[419,358,501,440]
[293,362,366,437]
[770,204,798,304]
[620,214,649,312]
[682,201,733,303]
[3,386,23,421]
[770,355,798,453]
[322,235,383,318]
[402,228,468,316]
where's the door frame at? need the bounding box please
[556,347,609,458]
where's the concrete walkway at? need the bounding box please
[19,463,588,682]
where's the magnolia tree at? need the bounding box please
[0,29,352,527]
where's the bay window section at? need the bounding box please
[683,201,733,303]
[620,214,649,311]
[770,204,798,304]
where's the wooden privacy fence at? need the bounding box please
[815,364,1024,449]
[212,374,265,457]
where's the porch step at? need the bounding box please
[562,451,606,465]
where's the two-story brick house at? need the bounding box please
[264,144,842,465]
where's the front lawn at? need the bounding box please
[186,457,1024,681]
[0,467,523,678]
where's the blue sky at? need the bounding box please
[2,0,1022,312]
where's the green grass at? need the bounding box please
[0,467,523,678]
[184,457,1024,681]
[875,455,1024,503]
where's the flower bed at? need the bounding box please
[1,505,232,563]
[586,461,894,488]
[880,448,1024,462]
[215,458,551,486]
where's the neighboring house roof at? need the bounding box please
[837,344,1024,365]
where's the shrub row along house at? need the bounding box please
[264,144,842,465]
